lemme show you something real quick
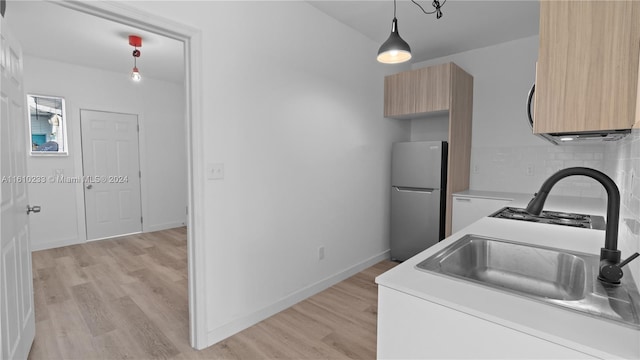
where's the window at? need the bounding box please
[28,94,68,155]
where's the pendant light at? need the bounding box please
[131,67,141,82]
[129,35,142,82]
[377,0,447,64]
[377,0,411,64]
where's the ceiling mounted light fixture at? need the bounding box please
[377,0,447,64]
[377,0,411,64]
[129,35,142,82]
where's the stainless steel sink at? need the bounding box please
[416,234,640,329]
[437,237,586,300]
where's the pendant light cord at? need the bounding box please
[411,0,446,18]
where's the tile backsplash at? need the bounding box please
[604,129,640,288]
[470,144,607,197]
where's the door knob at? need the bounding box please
[26,205,41,215]
[86,184,93,189]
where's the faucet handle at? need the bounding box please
[619,252,639,268]
[599,252,640,285]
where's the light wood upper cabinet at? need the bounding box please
[384,71,416,118]
[415,63,450,114]
[534,0,640,134]
[384,63,451,118]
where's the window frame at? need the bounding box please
[27,94,69,156]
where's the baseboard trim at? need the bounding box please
[87,231,141,242]
[144,221,187,233]
[204,250,390,348]
[30,223,185,251]
[31,237,82,252]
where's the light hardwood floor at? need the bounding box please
[28,228,397,359]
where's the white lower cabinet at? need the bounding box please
[452,196,510,233]
[377,286,597,359]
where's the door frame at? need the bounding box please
[50,0,207,349]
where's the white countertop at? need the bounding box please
[376,199,639,359]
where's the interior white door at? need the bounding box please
[80,110,142,240]
[0,15,36,360]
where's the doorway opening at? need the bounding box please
[4,0,206,350]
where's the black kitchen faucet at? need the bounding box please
[525,167,639,285]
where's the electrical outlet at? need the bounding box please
[207,163,224,180]
[318,246,325,261]
[525,164,535,176]
[473,164,480,174]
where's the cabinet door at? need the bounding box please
[377,286,599,359]
[384,70,416,117]
[534,0,640,133]
[415,63,450,114]
[452,196,509,233]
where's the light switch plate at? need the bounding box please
[207,163,224,180]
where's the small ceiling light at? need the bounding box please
[131,67,141,82]
[560,137,575,142]
[129,35,142,82]
[377,0,447,64]
[377,0,411,64]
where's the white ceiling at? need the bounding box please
[3,1,539,84]
[307,0,540,63]
[4,1,185,84]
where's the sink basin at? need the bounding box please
[416,234,640,328]
[436,238,586,300]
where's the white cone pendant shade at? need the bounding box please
[377,18,412,64]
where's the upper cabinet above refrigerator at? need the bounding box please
[533,0,640,135]
[384,63,451,118]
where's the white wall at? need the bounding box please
[24,56,187,250]
[126,0,409,347]
[604,130,640,289]
[410,113,449,142]
[412,36,607,198]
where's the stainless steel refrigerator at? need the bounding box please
[390,141,448,261]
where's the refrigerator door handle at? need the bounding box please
[393,186,435,194]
